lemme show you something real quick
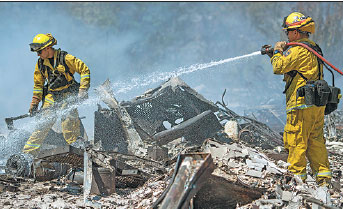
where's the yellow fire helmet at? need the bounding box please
[282,12,315,34]
[29,33,57,52]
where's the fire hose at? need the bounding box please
[261,42,342,115]
[261,42,343,76]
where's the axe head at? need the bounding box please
[5,118,14,130]
[4,113,30,130]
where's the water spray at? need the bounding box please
[112,51,261,94]
[4,94,101,131]
[4,51,261,135]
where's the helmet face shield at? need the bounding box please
[29,43,45,52]
[29,33,57,52]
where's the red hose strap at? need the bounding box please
[286,42,343,75]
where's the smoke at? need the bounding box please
[3,2,341,140]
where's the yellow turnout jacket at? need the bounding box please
[32,49,90,101]
[271,38,323,112]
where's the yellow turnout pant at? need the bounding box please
[283,106,331,182]
[23,93,81,156]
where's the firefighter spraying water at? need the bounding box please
[4,12,343,191]
[5,50,262,130]
[261,12,343,187]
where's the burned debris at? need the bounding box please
[1,76,343,208]
[153,153,215,209]
[325,110,343,142]
[215,91,283,149]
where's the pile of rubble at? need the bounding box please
[0,77,342,209]
[325,110,343,143]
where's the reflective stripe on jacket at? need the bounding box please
[270,38,323,111]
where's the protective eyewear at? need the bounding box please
[285,29,296,36]
[29,43,44,52]
[37,49,43,55]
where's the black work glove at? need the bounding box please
[29,96,40,116]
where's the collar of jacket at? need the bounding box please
[293,38,316,46]
[42,50,58,69]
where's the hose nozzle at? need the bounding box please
[261,45,274,56]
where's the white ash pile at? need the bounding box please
[1,77,343,208]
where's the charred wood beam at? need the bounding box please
[154,153,215,209]
[153,110,221,146]
[96,79,146,157]
[83,140,93,204]
[82,141,104,207]
[302,195,341,209]
[159,156,192,209]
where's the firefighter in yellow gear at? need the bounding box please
[270,12,331,185]
[23,33,90,156]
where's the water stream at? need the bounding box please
[112,51,261,94]
[0,51,261,163]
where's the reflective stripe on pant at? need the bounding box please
[283,106,331,182]
[23,93,81,155]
